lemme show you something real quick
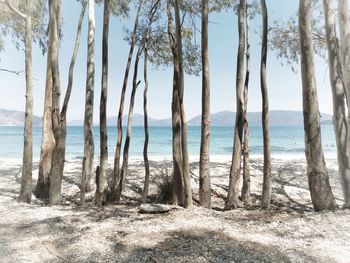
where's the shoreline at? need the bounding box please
[0,152,338,163]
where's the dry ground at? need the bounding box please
[0,157,349,262]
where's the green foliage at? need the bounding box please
[0,0,48,56]
[269,0,327,71]
[95,0,130,18]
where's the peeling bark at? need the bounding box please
[299,0,337,211]
[199,0,211,209]
[225,0,245,210]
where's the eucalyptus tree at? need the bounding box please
[2,0,34,203]
[270,0,350,208]
[95,0,110,206]
[0,0,47,201]
[199,0,211,208]
[48,0,62,205]
[114,0,162,202]
[140,0,162,203]
[338,0,350,208]
[322,0,350,210]
[49,1,87,205]
[241,1,251,207]
[112,2,141,202]
[81,0,96,206]
[225,0,245,210]
[260,0,271,209]
[299,0,337,211]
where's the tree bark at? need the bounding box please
[81,0,95,206]
[19,0,33,204]
[116,47,143,201]
[167,0,184,206]
[48,0,62,205]
[337,0,350,208]
[142,44,150,204]
[174,0,193,208]
[241,1,251,207]
[260,0,272,209]
[36,17,54,199]
[225,0,245,210]
[199,0,211,209]
[95,0,109,206]
[48,0,86,205]
[299,0,337,211]
[112,3,142,202]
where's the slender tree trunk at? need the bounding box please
[299,0,337,211]
[112,3,142,202]
[167,0,184,206]
[260,0,272,209]
[81,0,95,206]
[48,1,86,205]
[241,1,251,207]
[225,0,245,210]
[95,0,109,206]
[337,0,350,208]
[199,0,211,209]
[116,47,143,201]
[36,18,54,199]
[174,0,193,208]
[49,0,62,205]
[49,0,64,205]
[142,42,150,204]
[141,0,160,203]
[19,0,33,203]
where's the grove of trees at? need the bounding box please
[1,0,350,212]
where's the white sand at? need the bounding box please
[0,156,349,262]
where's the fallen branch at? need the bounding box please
[42,241,67,262]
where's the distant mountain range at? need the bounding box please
[0,109,41,126]
[0,108,333,127]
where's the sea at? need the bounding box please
[0,125,337,160]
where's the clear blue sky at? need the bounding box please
[0,0,333,122]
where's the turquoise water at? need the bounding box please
[0,125,337,159]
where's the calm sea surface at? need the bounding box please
[0,125,337,159]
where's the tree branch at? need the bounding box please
[5,0,26,19]
[0,68,24,75]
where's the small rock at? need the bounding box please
[139,204,170,214]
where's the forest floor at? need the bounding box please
[0,156,349,263]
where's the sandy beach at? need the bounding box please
[0,156,349,262]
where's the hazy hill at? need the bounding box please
[187,110,332,126]
[0,109,333,127]
[0,109,41,126]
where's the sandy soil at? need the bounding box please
[0,156,349,263]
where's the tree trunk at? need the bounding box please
[36,17,54,199]
[19,0,33,204]
[174,0,193,208]
[167,0,184,206]
[299,0,337,211]
[142,43,150,204]
[81,0,95,206]
[48,0,86,205]
[95,0,109,206]
[141,0,160,203]
[337,0,350,208]
[199,0,211,209]
[49,0,62,205]
[260,0,272,209]
[112,3,142,202]
[225,0,245,210]
[241,1,251,207]
[116,47,143,201]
